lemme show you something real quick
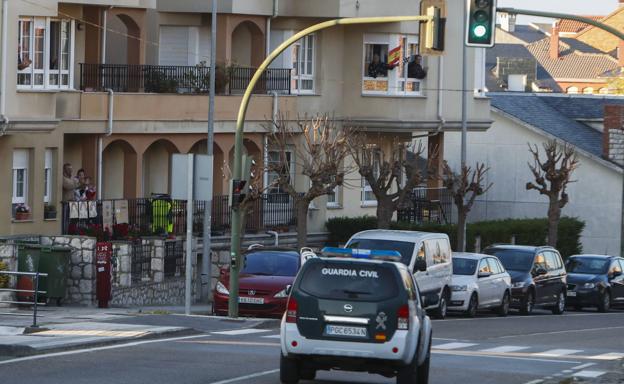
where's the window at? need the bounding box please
[292,35,315,93]
[415,244,426,270]
[18,17,74,89]
[12,150,29,208]
[599,87,609,94]
[400,269,417,300]
[583,87,594,94]
[544,252,560,272]
[425,239,447,265]
[478,259,492,274]
[487,258,503,274]
[44,149,53,203]
[327,185,341,208]
[267,150,293,194]
[566,86,579,94]
[361,177,376,205]
[436,239,450,264]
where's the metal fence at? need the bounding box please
[164,240,185,278]
[130,241,152,282]
[229,67,291,94]
[397,188,453,225]
[0,271,48,327]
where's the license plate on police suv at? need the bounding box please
[238,296,264,304]
[567,291,577,297]
[325,325,368,338]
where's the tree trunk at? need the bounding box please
[547,197,561,247]
[457,208,467,252]
[295,198,309,250]
[376,198,394,229]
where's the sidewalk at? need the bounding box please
[0,305,277,358]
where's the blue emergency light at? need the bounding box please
[320,247,402,261]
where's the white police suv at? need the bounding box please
[280,247,433,384]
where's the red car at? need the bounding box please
[214,247,301,318]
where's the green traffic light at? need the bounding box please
[473,25,487,38]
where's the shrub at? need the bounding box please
[325,216,377,245]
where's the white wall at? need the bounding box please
[443,111,623,254]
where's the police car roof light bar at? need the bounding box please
[320,247,402,262]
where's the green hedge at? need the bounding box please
[325,216,584,257]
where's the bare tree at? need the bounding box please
[269,115,352,249]
[526,140,579,247]
[442,162,493,251]
[347,133,428,229]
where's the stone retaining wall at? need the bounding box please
[111,277,191,307]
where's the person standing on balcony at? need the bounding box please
[63,163,79,201]
[408,54,427,80]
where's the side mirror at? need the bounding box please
[533,266,548,276]
[478,271,492,278]
[285,285,292,295]
[415,259,427,272]
[611,271,622,279]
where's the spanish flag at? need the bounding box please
[388,46,401,66]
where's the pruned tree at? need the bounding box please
[526,140,579,247]
[347,133,428,229]
[269,114,352,249]
[442,162,493,251]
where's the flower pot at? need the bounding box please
[15,212,31,221]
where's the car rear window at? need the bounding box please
[485,249,534,272]
[241,251,299,276]
[452,258,478,275]
[298,261,399,302]
[566,257,610,275]
[346,239,415,266]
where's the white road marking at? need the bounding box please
[207,369,279,384]
[572,363,596,370]
[562,370,573,373]
[211,329,272,336]
[523,380,543,384]
[0,334,208,365]
[533,349,583,357]
[573,370,607,378]
[481,345,530,353]
[498,326,624,339]
[432,337,460,341]
[261,334,281,339]
[431,350,581,364]
[552,373,562,377]
[433,342,478,350]
[588,352,624,360]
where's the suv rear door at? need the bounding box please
[294,260,406,343]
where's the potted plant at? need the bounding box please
[44,204,57,220]
[14,204,31,221]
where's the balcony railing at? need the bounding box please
[61,194,297,241]
[397,188,453,225]
[79,64,292,95]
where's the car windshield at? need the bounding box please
[346,238,415,266]
[566,257,609,275]
[485,249,534,272]
[299,261,399,301]
[452,258,478,275]
[241,251,299,276]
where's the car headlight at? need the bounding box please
[451,285,468,292]
[216,281,229,295]
[512,281,527,288]
[274,288,288,298]
[583,282,596,289]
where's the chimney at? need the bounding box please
[550,22,560,60]
[620,0,624,7]
[501,13,516,33]
[603,105,624,166]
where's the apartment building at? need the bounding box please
[0,0,491,237]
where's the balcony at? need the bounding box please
[397,188,454,225]
[79,64,292,95]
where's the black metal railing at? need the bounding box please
[61,193,298,241]
[229,67,291,94]
[397,188,453,225]
[164,240,184,278]
[131,241,152,282]
[80,64,211,93]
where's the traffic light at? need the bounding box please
[425,6,443,51]
[231,179,247,208]
[465,0,497,48]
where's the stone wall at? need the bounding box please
[0,241,17,307]
[604,105,624,166]
[111,277,190,307]
[495,57,537,92]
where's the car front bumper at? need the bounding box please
[449,290,470,311]
[213,293,287,318]
[566,289,601,307]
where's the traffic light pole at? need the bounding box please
[227,15,433,318]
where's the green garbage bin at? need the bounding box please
[17,244,42,302]
[39,246,71,305]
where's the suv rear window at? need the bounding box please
[299,261,399,302]
[346,239,415,266]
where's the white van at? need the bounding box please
[345,230,453,319]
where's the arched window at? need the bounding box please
[567,86,579,94]
[583,87,594,94]
[599,87,609,94]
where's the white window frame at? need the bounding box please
[398,36,423,96]
[44,149,53,204]
[474,47,487,95]
[267,149,295,194]
[12,150,29,205]
[292,34,315,94]
[17,17,75,90]
[327,185,341,208]
[361,177,377,207]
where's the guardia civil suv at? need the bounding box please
[279,248,433,384]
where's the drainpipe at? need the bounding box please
[101,7,111,64]
[97,89,114,200]
[0,0,9,136]
[266,0,279,60]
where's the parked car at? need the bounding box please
[483,245,567,315]
[213,247,300,318]
[280,247,432,384]
[345,230,453,319]
[565,255,624,312]
[449,253,511,317]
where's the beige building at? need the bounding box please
[0,0,491,237]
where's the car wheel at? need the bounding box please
[416,333,432,384]
[598,291,611,313]
[280,354,300,384]
[552,291,566,315]
[300,368,316,381]
[433,290,448,319]
[497,292,510,317]
[396,351,418,384]
[465,293,478,318]
[519,291,534,315]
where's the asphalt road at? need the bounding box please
[1,308,623,384]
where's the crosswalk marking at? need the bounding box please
[573,370,606,378]
[588,352,624,360]
[533,349,583,357]
[211,329,271,336]
[261,334,281,339]
[433,342,478,350]
[481,345,530,353]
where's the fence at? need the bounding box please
[397,188,453,225]
[229,67,292,94]
[131,241,152,282]
[0,271,48,327]
[61,194,297,241]
[164,240,185,278]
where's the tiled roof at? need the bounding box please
[526,37,619,80]
[558,17,603,34]
[490,93,624,158]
